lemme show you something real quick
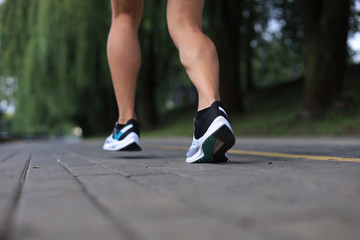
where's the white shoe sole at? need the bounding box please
[103,132,142,151]
[186,116,235,163]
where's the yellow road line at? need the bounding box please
[228,149,360,163]
[145,144,188,151]
[145,144,360,163]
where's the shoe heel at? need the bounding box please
[121,142,142,151]
[212,125,235,144]
[211,125,235,162]
[193,125,235,163]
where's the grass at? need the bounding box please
[144,65,360,137]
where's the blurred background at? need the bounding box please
[0,0,359,139]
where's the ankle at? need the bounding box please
[197,97,220,111]
[118,116,137,125]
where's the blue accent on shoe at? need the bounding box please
[113,131,123,140]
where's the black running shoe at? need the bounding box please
[103,119,142,151]
[186,101,235,163]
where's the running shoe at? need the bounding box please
[103,119,142,151]
[186,101,235,163]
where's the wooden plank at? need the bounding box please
[51,143,260,240]
[12,145,124,240]
[0,146,32,240]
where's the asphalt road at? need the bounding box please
[0,137,359,240]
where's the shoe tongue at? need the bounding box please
[115,119,137,130]
[126,119,137,125]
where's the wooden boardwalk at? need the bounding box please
[0,137,360,240]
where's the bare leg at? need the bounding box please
[166,0,220,111]
[107,0,144,124]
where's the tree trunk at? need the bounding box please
[245,6,255,93]
[138,35,158,130]
[299,0,350,117]
[208,0,244,113]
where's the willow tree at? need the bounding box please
[0,0,115,135]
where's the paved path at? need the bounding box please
[0,137,360,240]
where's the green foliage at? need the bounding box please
[137,0,187,121]
[240,0,303,88]
[0,0,356,136]
[145,67,360,136]
[272,0,303,54]
[349,0,360,35]
[0,0,116,135]
[254,38,303,86]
